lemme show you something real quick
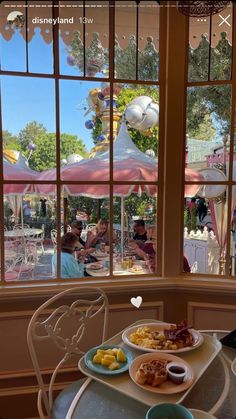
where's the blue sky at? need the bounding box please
[0,29,103,151]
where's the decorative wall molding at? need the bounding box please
[188,301,236,329]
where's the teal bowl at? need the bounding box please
[146,403,194,419]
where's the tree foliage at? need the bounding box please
[188,32,232,139]
[29,132,87,171]
[3,130,21,151]
[18,121,47,151]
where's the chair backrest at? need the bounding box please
[86,223,96,231]
[50,229,57,245]
[13,223,30,230]
[27,287,109,418]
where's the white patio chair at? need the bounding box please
[4,249,22,281]
[14,243,38,280]
[26,224,45,255]
[13,223,30,230]
[86,223,96,231]
[27,287,109,419]
[50,229,57,253]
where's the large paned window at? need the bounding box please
[183,2,236,276]
[1,1,235,285]
[0,1,160,282]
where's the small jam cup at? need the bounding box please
[166,362,187,384]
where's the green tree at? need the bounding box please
[188,32,232,137]
[2,130,21,151]
[188,113,216,141]
[29,133,87,171]
[18,121,47,152]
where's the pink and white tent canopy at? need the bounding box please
[3,159,56,195]
[37,123,204,198]
[3,159,38,195]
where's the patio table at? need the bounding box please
[61,321,236,419]
[5,228,43,238]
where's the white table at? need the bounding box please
[85,262,149,276]
[61,324,236,419]
[5,228,43,238]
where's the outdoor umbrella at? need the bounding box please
[38,122,203,198]
[37,123,204,254]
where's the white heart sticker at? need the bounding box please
[130,296,142,308]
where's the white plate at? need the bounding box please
[128,266,144,274]
[86,267,109,277]
[190,409,217,419]
[122,322,204,353]
[85,262,104,270]
[129,352,194,394]
[94,253,109,260]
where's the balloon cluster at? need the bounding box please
[124,96,159,132]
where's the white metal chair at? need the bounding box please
[13,243,38,280]
[13,223,30,230]
[27,287,109,419]
[86,223,96,231]
[26,224,45,255]
[50,229,57,252]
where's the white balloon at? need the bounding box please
[138,102,159,130]
[125,104,144,127]
[125,96,159,130]
[67,154,83,164]
[131,96,152,110]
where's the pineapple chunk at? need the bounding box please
[104,349,116,356]
[101,357,112,366]
[97,349,106,355]
[103,354,116,363]
[92,353,103,364]
[108,361,120,370]
[116,348,127,363]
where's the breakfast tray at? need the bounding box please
[79,319,222,407]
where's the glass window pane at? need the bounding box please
[60,185,110,279]
[2,76,56,177]
[188,16,211,82]
[60,79,109,180]
[27,1,54,74]
[115,84,158,181]
[85,1,109,78]
[188,3,233,82]
[138,1,159,81]
[186,85,231,178]
[3,187,56,282]
[0,1,27,72]
[59,0,84,76]
[184,186,228,275]
[113,189,157,276]
[115,1,137,80]
[210,2,232,81]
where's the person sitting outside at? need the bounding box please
[52,232,84,278]
[71,220,96,259]
[71,220,86,247]
[133,219,147,242]
[85,219,109,249]
[129,229,190,273]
